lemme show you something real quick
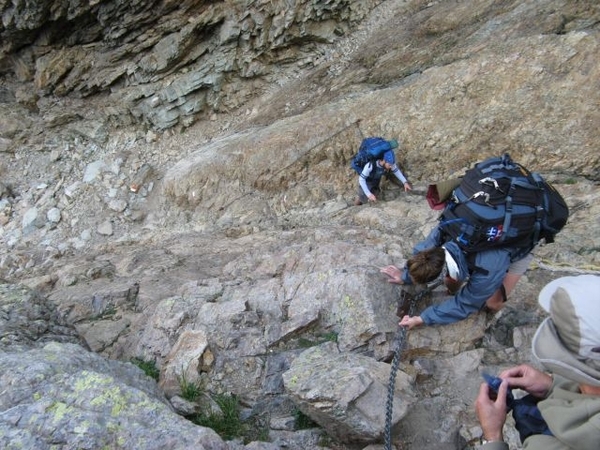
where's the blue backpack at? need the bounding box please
[350,137,397,174]
[439,153,568,254]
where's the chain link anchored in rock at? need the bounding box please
[384,279,443,450]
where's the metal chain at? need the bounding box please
[384,279,443,450]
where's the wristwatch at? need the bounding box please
[480,438,503,446]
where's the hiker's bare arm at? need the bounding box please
[380,265,403,284]
[399,315,423,329]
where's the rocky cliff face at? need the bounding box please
[1,1,599,449]
[0,0,374,133]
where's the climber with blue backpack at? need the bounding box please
[351,137,412,206]
[380,153,569,328]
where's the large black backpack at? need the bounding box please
[439,153,568,254]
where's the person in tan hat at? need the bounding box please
[475,274,600,449]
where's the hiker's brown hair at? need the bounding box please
[406,247,446,284]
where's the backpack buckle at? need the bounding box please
[471,191,491,205]
[479,177,505,193]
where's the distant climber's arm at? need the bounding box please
[359,163,374,197]
[390,165,408,184]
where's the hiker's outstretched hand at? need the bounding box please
[475,381,507,443]
[403,182,412,192]
[380,265,403,284]
[399,315,423,329]
[367,193,376,202]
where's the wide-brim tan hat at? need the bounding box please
[532,274,600,387]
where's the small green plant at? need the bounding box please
[317,433,336,448]
[178,372,203,402]
[321,331,338,343]
[241,413,271,443]
[564,178,577,185]
[250,425,270,442]
[293,407,317,430]
[297,337,318,348]
[296,331,338,349]
[131,357,159,381]
[193,393,245,440]
[190,393,271,443]
[92,304,117,321]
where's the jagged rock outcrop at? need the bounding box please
[0,0,376,135]
[0,283,231,450]
[0,0,599,449]
[282,342,417,444]
[0,282,85,351]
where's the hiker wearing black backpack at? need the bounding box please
[350,137,412,205]
[381,225,534,328]
[381,153,568,329]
